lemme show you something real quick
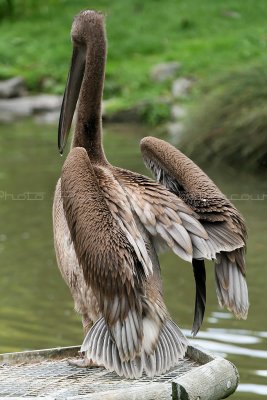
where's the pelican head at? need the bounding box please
[58,11,105,154]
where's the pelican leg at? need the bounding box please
[68,357,98,368]
[82,313,92,336]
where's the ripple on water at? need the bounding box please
[238,384,267,396]
[188,338,267,359]
[185,328,260,345]
[256,370,267,377]
[210,311,233,320]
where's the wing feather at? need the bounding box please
[140,136,247,256]
[140,136,249,325]
[114,167,209,264]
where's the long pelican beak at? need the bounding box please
[58,45,86,154]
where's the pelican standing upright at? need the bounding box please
[53,10,249,379]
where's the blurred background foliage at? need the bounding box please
[0,0,267,171]
[182,65,267,172]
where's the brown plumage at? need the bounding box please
[141,137,249,334]
[53,10,249,379]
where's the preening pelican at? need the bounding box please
[53,10,249,379]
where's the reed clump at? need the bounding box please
[181,65,267,172]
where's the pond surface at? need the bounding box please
[0,120,266,398]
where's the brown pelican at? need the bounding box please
[53,10,249,379]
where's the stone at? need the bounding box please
[0,95,62,121]
[222,10,241,19]
[0,111,14,123]
[171,104,186,121]
[150,62,181,82]
[102,99,144,123]
[172,77,193,98]
[0,77,27,98]
[34,111,60,125]
[0,98,32,118]
[30,95,62,113]
[103,106,142,123]
[166,122,184,139]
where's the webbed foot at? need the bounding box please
[68,356,99,368]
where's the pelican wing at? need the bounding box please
[61,147,147,361]
[140,136,247,258]
[114,167,209,264]
[140,136,248,323]
[94,166,153,277]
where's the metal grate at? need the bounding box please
[0,355,198,398]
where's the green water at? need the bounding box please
[0,120,266,398]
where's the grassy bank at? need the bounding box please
[1,1,267,170]
[0,0,267,103]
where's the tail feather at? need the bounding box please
[215,254,249,319]
[81,317,187,379]
[95,323,106,363]
[164,321,179,360]
[108,335,115,370]
[112,310,142,362]
[155,339,162,372]
[143,352,156,377]
[192,259,206,336]
[112,341,122,375]
[81,317,104,355]
[146,317,188,376]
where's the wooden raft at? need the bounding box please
[0,345,239,399]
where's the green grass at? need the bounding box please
[1,0,267,164]
[0,0,267,106]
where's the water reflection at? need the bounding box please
[190,338,267,359]
[256,371,267,377]
[185,328,260,345]
[0,120,267,399]
[209,311,233,319]
[238,384,267,396]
